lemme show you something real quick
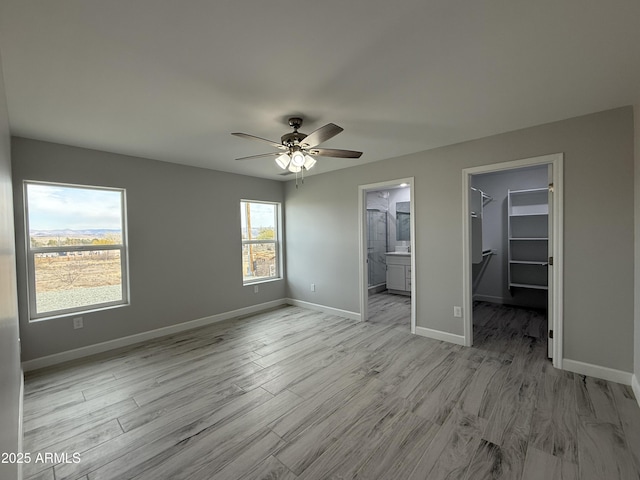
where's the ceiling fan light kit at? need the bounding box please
[232,117,362,186]
[275,153,290,170]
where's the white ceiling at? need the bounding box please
[1,0,639,181]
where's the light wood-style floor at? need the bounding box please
[368,291,411,328]
[23,301,640,480]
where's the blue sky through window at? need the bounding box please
[27,183,123,231]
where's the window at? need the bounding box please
[24,181,129,319]
[240,200,281,284]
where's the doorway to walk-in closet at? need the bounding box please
[358,178,415,332]
[463,154,563,368]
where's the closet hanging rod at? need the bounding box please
[470,187,492,201]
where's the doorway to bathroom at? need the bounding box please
[358,178,415,332]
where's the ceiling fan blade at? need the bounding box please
[300,123,343,148]
[310,148,362,159]
[235,152,282,161]
[232,132,286,150]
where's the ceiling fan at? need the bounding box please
[232,117,362,175]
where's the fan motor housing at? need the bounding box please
[281,117,307,146]
[281,131,307,147]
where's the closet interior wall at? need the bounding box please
[471,165,548,309]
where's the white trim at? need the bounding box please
[240,199,283,285]
[18,371,24,480]
[415,326,466,346]
[357,178,416,334]
[563,359,633,386]
[24,181,130,321]
[462,153,564,367]
[285,298,361,321]
[632,374,640,409]
[21,299,287,371]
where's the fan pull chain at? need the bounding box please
[294,167,306,189]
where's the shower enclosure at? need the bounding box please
[367,209,388,288]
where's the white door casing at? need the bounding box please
[462,153,563,369]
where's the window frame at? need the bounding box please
[24,180,130,321]
[240,199,282,285]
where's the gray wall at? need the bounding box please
[12,138,285,361]
[0,52,21,480]
[471,165,547,308]
[285,107,635,372]
[635,104,640,385]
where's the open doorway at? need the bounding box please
[462,154,563,369]
[358,178,416,333]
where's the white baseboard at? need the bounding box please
[472,294,505,304]
[22,299,288,372]
[632,374,640,409]
[415,326,466,346]
[285,298,361,321]
[562,358,633,386]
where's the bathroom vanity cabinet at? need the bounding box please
[385,253,411,295]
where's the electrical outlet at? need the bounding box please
[73,317,84,329]
[310,283,316,292]
[253,285,259,294]
[453,306,462,318]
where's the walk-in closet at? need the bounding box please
[470,165,550,356]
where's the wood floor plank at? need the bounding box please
[273,379,388,473]
[269,375,378,441]
[577,417,639,480]
[238,455,298,480]
[204,430,285,480]
[529,364,578,462]
[294,394,413,480]
[259,348,345,395]
[132,360,263,406]
[483,361,538,452]
[55,387,275,480]
[253,336,329,368]
[23,419,123,479]
[119,383,245,432]
[458,354,511,419]
[24,398,137,452]
[78,389,279,480]
[24,391,131,433]
[353,412,439,480]
[128,390,301,480]
[575,375,620,425]
[610,382,640,472]
[406,408,486,480]
[285,350,370,400]
[23,389,86,419]
[521,447,578,480]
[409,354,478,424]
[25,467,55,480]
[464,439,526,480]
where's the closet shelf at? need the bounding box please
[509,260,548,266]
[509,237,548,241]
[509,283,548,290]
[509,213,548,217]
[508,188,549,292]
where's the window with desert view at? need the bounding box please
[25,181,128,319]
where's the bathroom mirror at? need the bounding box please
[396,201,410,241]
